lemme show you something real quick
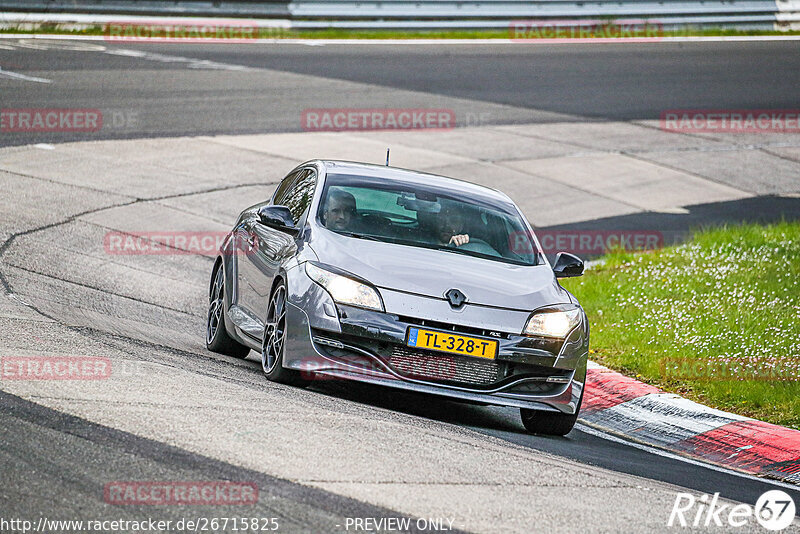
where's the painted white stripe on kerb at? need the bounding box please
[576,423,800,493]
[581,393,750,447]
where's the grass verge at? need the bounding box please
[561,222,800,429]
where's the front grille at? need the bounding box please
[388,346,503,386]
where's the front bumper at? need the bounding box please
[283,265,588,414]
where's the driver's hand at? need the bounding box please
[449,234,470,247]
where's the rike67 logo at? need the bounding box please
[669,490,796,530]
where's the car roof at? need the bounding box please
[311,160,515,205]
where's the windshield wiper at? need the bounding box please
[336,231,381,241]
[432,244,533,266]
[432,244,473,256]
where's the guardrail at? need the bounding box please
[0,0,797,30]
[0,2,290,17]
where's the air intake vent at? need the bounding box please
[389,346,502,386]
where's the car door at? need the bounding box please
[237,168,317,335]
[233,170,300,334]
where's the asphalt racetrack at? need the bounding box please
[1,39,799,144]
[1,38,799,533]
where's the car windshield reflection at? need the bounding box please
[317,173,539,266]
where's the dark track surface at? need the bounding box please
[314,380,800,508]
[1,39,799,146]
[0,390,441,533]
[164,41,800,120]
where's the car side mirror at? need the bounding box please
[257,205,298,235]
[553,252,584,278]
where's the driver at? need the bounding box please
[322,189,358,231]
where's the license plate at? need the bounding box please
[406,327,497,359]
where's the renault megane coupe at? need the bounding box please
[206,160,589,435]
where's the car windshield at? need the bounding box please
[317,173,539,266]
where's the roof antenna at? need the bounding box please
[385,148,390,166]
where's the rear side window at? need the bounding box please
[272,169,302,205]
[276,169,317,225]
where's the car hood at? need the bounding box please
[308,230,570,311]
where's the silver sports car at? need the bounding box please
[206,160,589,435]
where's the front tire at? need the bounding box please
[261,280,309,387]
[206,264,250,358]
[520,390,583,436]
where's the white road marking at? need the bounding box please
[103,49,145,57]
[0,66,51,83]
[577,423,800,492]
[33,143,55,150]
[0,35,108,41]
[103,48,253,71]
[12,39,106,51]
[1,34,800,45]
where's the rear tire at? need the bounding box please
[520,390,583,436]
[261,280,309,387]
[206,264,250,359]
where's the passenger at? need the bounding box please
[432,205,470,247]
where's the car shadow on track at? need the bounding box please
[307,378,530,434]
[238,354,566,438]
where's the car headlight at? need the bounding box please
[523,306,582,338]
[305,262,384,312]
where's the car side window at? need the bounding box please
[279,169,317,225]
[272,170,301,206]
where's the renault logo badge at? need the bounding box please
[445,288,467,308]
